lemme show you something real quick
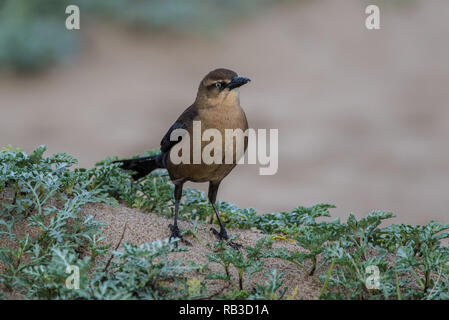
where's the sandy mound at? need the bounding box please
[0,202,323,299]
[87,203,323,299]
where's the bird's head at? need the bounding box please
[196,68,251,106]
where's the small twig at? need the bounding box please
[196,283,231,300]
[318,259,335,299]
[395,270,402,300]
[103,222,127,273]
[426,266,443,300]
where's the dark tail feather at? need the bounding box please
[114,154,165,180]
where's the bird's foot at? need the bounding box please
[210,227,242,250]
[169,224,192,247]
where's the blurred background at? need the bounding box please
[1,0,448,225]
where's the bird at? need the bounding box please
[115,68,251,249]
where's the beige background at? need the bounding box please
[1,1,448,225]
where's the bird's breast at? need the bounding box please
[199,104,247,131]
[166,103,249,183]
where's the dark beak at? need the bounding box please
[227,77,251,90]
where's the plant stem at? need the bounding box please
[395,271,402,300]
[319,259,335,299]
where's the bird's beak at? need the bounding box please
[227,77,251,90]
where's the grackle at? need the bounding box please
[115,68,251,249]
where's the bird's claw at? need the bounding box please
[169,224,192,247]
[210,227,242,250]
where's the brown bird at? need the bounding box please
[115,68,250,249]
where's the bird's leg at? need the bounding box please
[210,203,241,250]
[208,181,242,250]
[169,181,191,247]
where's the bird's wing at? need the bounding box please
[160,105,198,153]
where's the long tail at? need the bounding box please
[114,154,165,180]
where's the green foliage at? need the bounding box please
[248,269,287,300]
[0,145,199,299]
[318,213,449,300]
[205,237,270,295]
[90,239,201,300]
[1,145,448,300]
[262,206,341,276]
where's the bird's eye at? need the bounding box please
[215,82,222,89]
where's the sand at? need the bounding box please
[82,202,323,299]
[0,201,323,300]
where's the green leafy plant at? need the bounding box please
[248,269,287,300]
[206,237,270,297]
[1,145,448,300]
